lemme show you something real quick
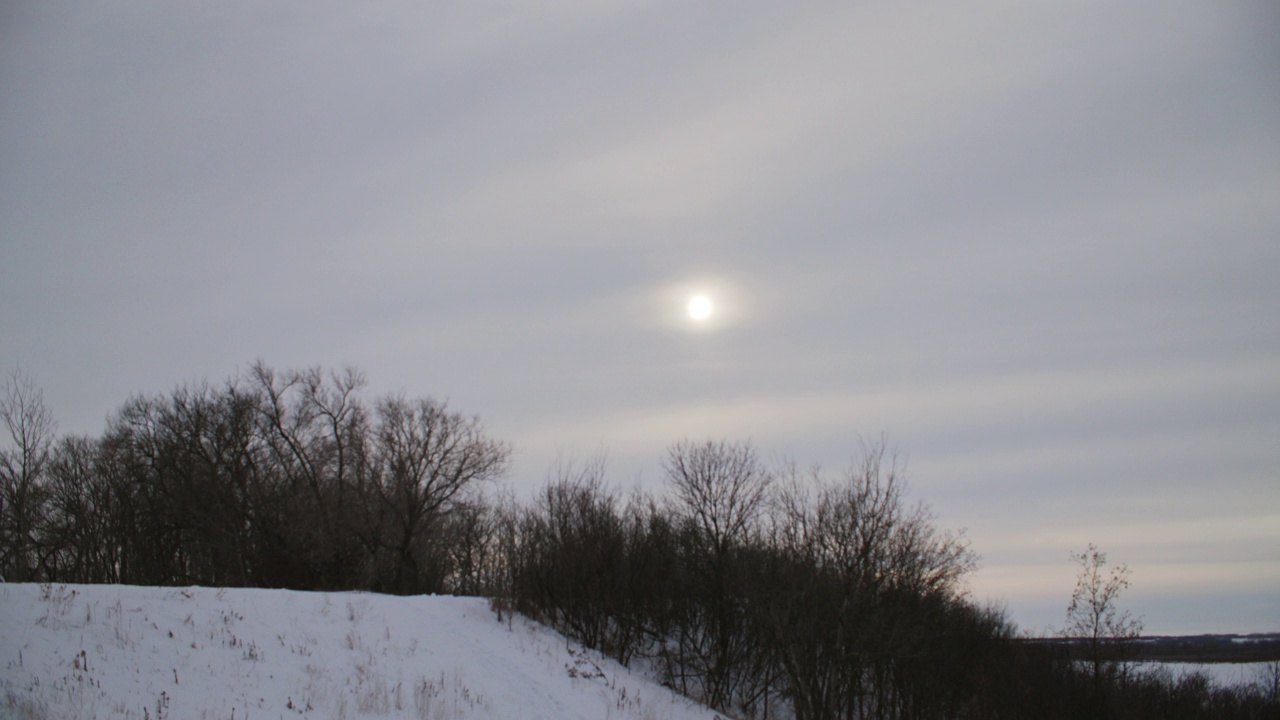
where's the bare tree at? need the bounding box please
[662,439,771,711]
[372,394,509,594]
[248,361,370,589]
[761,441,976,720]
[511,456,622,648]
[43,435,107,582]
[664,439,770,556]
[0,370,57,581]
[1064,543,1143,691]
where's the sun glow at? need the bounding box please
[654,277,745,333]
[686,295,713,321]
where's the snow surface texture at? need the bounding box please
[0,583,725,720]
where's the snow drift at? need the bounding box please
[0,583,723,720]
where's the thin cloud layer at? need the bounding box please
[2,0,1277,633]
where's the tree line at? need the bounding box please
[0,363,508,594]
[505,440,996,718]
[2,365,1276,719]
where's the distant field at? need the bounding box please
[1130,635,1280,664]
[1020,634,1280,664]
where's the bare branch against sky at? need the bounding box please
[1,1,1276,633]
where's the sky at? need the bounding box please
[1,1,1277,635]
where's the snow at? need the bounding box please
[0,583,724,720]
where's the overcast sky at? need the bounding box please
[2,1,1277,634]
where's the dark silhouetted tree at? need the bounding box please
[369,394,509,594]
[0,370,56,582]
[1064,543,1143,699]
[662,439,771,712]
[248,361,372,589]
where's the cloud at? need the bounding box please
[2,0,1277,633]
[520,354,1277,434]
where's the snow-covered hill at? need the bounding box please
[0,583,724,720]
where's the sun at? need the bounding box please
[686,294,713,322]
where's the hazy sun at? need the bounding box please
[687,294,713,321]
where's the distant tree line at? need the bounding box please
[2,366,1276,719]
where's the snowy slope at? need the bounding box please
[0,583,724,720]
